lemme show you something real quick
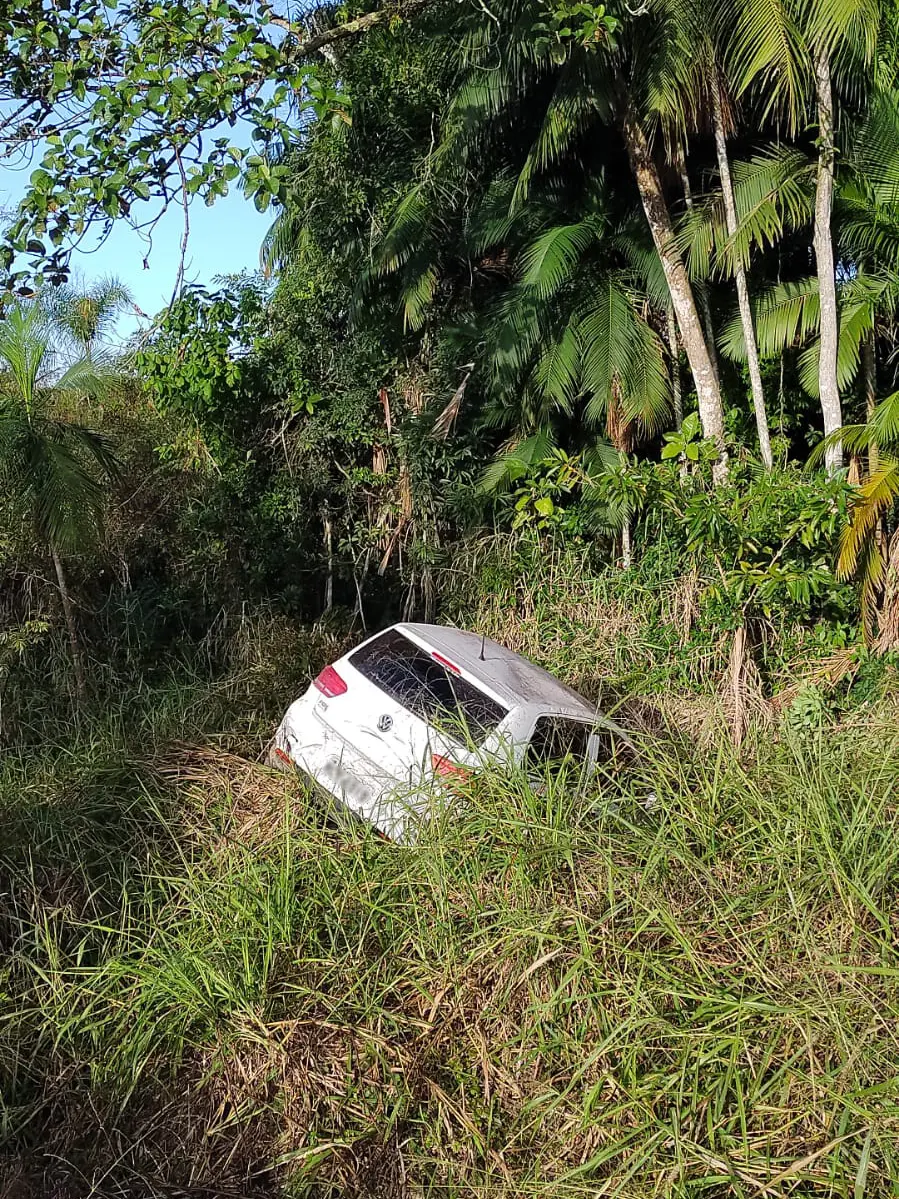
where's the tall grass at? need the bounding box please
[2,682,898,1195]
[2,548,897,1195]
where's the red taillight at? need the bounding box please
[431,651,460,674]
[274,747,293,767]
[314,664,347,697]
[432,753,471,781]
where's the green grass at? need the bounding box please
[1,662,898,1196]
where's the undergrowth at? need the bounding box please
[2,547,898,1196]
[1,674,898,1196]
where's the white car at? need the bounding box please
[270,622,633,840]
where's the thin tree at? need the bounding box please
[618,106,729,481]
[709,77,774,468]
[729,0,883,475]
[0,304,119,698]
[812,42,843,474]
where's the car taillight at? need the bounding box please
[432,753,471,781]
[314,664,347,697]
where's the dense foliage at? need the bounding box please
[4,1,899,1193]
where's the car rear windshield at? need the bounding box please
[350,629,506,745]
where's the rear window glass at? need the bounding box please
[350,630,506,744]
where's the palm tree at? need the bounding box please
[713,92,899,433]
[0,304,119,697]
[652,0,775,469]
[368,0,729,478]
[728,0,885,475]
[708,74,774,468]
[818,390,899,645]
[45,275,135,361]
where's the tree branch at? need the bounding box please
[277,0,434,58]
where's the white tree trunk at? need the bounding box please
[813,48,843,476]
[676,146,721,388]
[621,516,632,568]
[622,110,728,483]
[711,83,773,470]
[667,307,688,477]
[666,307,683,429]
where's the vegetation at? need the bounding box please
[3,0,899,1192]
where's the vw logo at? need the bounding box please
[377,714,393,732]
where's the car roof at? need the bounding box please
[395,622,598,719]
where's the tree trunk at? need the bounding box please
[621,515,632,568]
[711,83,773,470]
[52,546,86,700]
[862,333,878,474]
[861,332,884,556]
[622,110,728,482]
[323,501,333,613]
[666,307,683,429]
[666,307,688,476]
[675,144,721,387]
[813,47,842,476]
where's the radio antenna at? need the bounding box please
[479,630,486,660]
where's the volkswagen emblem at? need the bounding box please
[377,714,393,732]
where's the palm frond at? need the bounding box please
[807,0,878,68]
[0,304,51,409]
[511,53,610,210]
[837,456,899,578]
[681,148,814,278]
[532,321,582,411]
[400,263,440,331]
[518,220,601,298]
[728,0,807,130]
[851,85,899,205]
[578,279,670,433]
[54,356,119,404]
[479,428,557,493]
[720,277,820,360]
[797,292,873,395]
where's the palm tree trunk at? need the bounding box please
[52,546,86,699]
[666,307,683,429]
[813,47,842,476]
[675,145,721,388]
[621,110,728,482]
[711,83,773,470]
[323,501,333,613]
[621,516,632,568]
[667,308,688,476]
[862,333,878,473]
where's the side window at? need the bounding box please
[527,717,592,766]
[527,718,635,769]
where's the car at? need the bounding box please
[269,622,634,841]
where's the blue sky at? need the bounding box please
[0,163,273,341]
